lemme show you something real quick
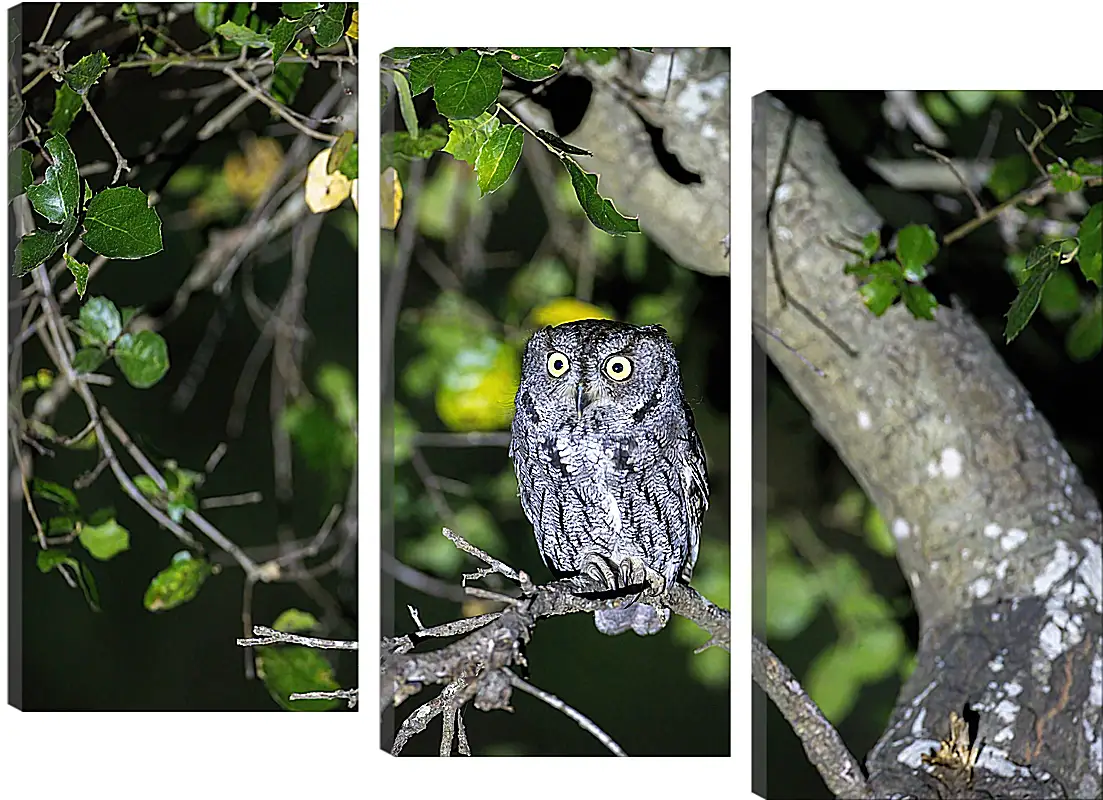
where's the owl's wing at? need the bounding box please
[509,396,552,571]
[679,400,709,584]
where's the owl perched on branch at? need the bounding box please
[509,319,709,636]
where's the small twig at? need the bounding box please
[392,676,474,756]
[200,491,263,509]
[289,688,358,708]
[81,95,130,183]
[913,143,985,217]
[442,527,522,583]
[237,625,358,650]
[752,635,872,799]
[506,669,627,756]
[223,68,338,142]
[35,3,61,46]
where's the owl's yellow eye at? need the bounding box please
[604,355,633,381]
[546,351,570,378]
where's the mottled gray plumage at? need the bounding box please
[509,319,708,636]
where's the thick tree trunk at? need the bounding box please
[753,94,1101,799]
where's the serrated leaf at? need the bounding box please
[72,346,107,373]
[494,47,564,81]
[1005,244,1061,343]
[114,330,169,388]
[386,47,448,60]
[311,2,346,48]
[268,17,298,64]
[391,70,419,139]
[144,552,211,612]
[442,113,500,166]
[79,296,122,345]
[432,50,503,120]
[895,224,938,274]
[32,478,79,510]
[63,252,90,298]
[1069,107,1103,145]
[255,645,341,711]
[560,158,640,236]
[281,2,319,17]
[1077,203,1101,287]
[14,219,76,277]
[81,186,163,259]
[408,52,452,95]
[272,60,307,105]
[63,51,109,95]
[78,518,130,561]
[1066,300,1103,362]
[860,275,900,316]
[215,21,269,48]
[475,124,524,195]
[48,84,82,135]
[28,134,80,225]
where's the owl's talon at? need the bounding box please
[576,552,617,593]
[617,556,666,596]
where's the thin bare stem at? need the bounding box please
[81,95,130,183]
[506,669,627,756]
[223,67,338,142]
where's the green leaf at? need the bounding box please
[48,85,83,135]
[382,128,448,165]
[1072,157,1103,178]
[987,154,1032,202]
[194,3,228,33]
[895,224,938,276]
[1069,107,1103,145]
[393,404,416,465]
[805,644,861,723]
[336,142,357,180]
[575,47,618,64]
[391,70,419,139]
[268,17,298,63]
[37,549,70,572]
[272,60,307,106]
[1066,300,1103,361]
[859,275,900,316]
[494,47,564,81]
[432,50,503,120]
[255,645,341,711]
[133,474,161,497]
[475,124,524,195]
[560,158,641,236]
[63,252,90,299]
[28,134,80,225]
[442,113,500,167]
[32,478,79,510]
[10,147,32,200]
[47,515,77,535]
[1039,267,1082,321]
[63,51,109,95]
[317,363,357,428]
[386,47,448,60]
[849,626,907,683]
[272,608,320,633]
[144,551,211,612]
[72,346,107,374]
[280,2,319,17]
[408,52,452,96]
[1048,161,1083,193]
[14,220,75,277]
[902,284,938,320]
[1077,203,1102,287]
[114,330,170,388]
[78,518,130,561]
[215,21,269,47]
[765,561,822,639]
[81,186,163,259]
[311,2,346,47]
[36,551,100,611]
[1005,244,1061,343]
[861,230,881,258]
[79,296,122,345]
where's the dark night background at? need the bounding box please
[9,4,357,710]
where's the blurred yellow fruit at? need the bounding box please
[380,167,401,229]
[305,147,352,213]
[346,9,358,40]
[529,297,613,328]
[435,338,520,432]
[224,137,283,204]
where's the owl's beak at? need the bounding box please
[575,382,587,419]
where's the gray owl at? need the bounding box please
[509,319,709,636]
